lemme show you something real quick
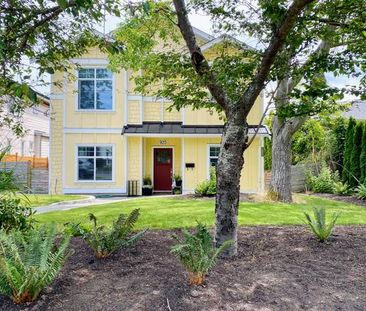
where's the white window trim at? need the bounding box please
[74,66,116,112]
[75,144,115,183]
[207,144,220,179]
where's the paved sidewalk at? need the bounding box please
[35,194,177,214]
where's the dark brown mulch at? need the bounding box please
[313,193,366,207]
[1,226,366,311]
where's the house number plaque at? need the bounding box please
[160,140,167,145]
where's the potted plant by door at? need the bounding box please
[173,174,182,194]
[142,176,153,196]
[174,174,182,187]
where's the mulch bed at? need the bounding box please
[313,193,366,207]
[1,226,366,311]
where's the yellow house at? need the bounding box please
[49,28,269,195]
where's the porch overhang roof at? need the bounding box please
[122,122,270,137]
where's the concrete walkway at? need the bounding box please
[35,194,176,214]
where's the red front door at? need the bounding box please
[153,148,173,191]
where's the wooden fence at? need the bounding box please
[2,154,48,169]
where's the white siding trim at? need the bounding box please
[63,187,126,194]
[70,58,109,65]
[50,94,64,100]
[181,138,185,192]
[124,70,128,125]
[64,128,121,134]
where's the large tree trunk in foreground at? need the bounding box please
[270,115,305,202]
[215,120,247,256]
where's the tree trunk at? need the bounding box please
[270,116,293,202]
[270,115,305,202]
[215,120,247,257]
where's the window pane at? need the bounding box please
[78,68,95,79]
[78,146,94,157]
[96,146,112,157]
[96,80,112,110]
[78,158,94,180]
[210,146,220,157]
[79,80,95,109]
[96,158,112,180]
[96,68,112,79]
[210,158,218,167]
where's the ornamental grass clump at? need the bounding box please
[170,223,232,286]
[74,209,146,259]
[0,224,71,303]
[303,207,339,242]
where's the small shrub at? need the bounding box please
[75,209,146,259]
[306,167,337,193]
[0,170,19,191]
[0,224,71,303]
[303,207,339,242]
[170,223,232,285]
[0,194,35,232]
[195,167,216,196]
[355,184,366,200]
[333,181,351,196]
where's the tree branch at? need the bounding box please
[172,0,229,110]
[240,0,316,117]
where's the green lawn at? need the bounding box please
[23,194,86,207]
[35,195,366,229]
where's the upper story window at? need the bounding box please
[78,68,113,110]
[209,145,220,167]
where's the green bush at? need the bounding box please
[306,167,337,193]
[170,223,232,285]
[0,170,19,191]
[355,184,366,200]
[195,167,216,196]
[303,207,339,242]
[0,224,71,303]
[333,181,351,196]
[0,194,35,232]
[73,209,146,259]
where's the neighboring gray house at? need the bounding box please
[343,100,366,120]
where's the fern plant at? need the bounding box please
[0,224,71,303]
[303,207,339,242]
[76,209,146,259]
[333,181,351,196]
[170,223,232,285]
[355,184,366,200]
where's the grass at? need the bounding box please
[22,194,86,207]
[35,195,366,230]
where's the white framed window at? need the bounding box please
[77,145,113,181]
[77,68,113,110]
[208,145,220,168]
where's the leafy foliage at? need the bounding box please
[349,122,363,187]
[194,167,216,196]
[330,118,347,175]
[170,223,232,285]
[333,181,351,196]
[0,224,71,303]
[0,194,35,232]
[342,118,356,185]
[360,123,366,184]
[355,184,366,200]
[74,209,146,259]
[306,167,338,193]
[303,207,339,242]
